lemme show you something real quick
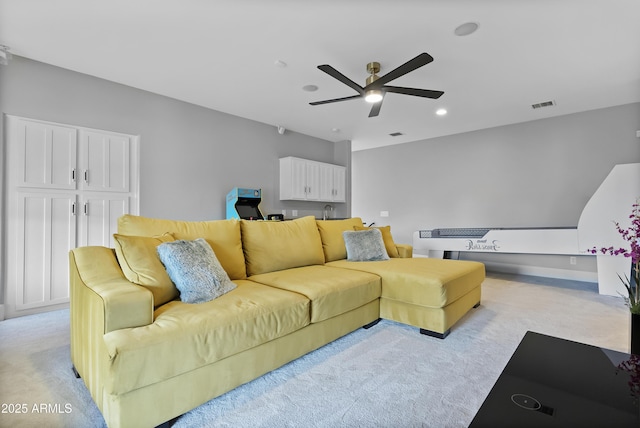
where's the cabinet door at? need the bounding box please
[80,130,130,192]
[14,192,77,310]
[332,165,346,202]
[15,118,77,190]
[79,195,129,247]
[318,163,335,202]
[305,161,321,200]
[318,164,346,202]
[280,157,309,200]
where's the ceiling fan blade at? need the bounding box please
[317,64,364,95]
[367,53,434,88]
[368,98,384,117]
[383,85,444,99]
[309,94,362,106]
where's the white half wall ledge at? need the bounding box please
[577,162,640,296]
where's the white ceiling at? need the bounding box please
[1,0,639,151]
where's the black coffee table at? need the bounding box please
[469,331,639,427]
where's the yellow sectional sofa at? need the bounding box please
[69,215,484,427]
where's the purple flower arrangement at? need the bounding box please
[589,201,640,314]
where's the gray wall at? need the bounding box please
[0,56,350,309]
[352,102,640,278]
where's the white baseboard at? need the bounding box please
[0,304,5,321]
[413,254,598,283]
[480,261,598,283]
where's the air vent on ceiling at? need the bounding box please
[531,100,556,109]
[389,132,404,137]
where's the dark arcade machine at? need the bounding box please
[226,188,264,220]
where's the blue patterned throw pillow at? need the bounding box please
[343,228,390,262]
[157,238,237,304]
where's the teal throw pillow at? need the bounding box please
[343,228,390,262]
[157,238,237,304]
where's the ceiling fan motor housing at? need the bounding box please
[366,61,380,85]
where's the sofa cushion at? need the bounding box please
[249,265,381,323]
[343,228,390,262]
[157,238,237,304]
[327,258,485,308]
[316,217,364,262]
[354,225,400,258]
[117,214,247,280]
[102,279,310,395]
[241,216,325,276]
[113,233,178,307]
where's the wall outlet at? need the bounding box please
[292,210,298,217]
[380,211,389,217]
[569,256,577,265]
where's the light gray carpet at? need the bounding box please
[0,274,629,428]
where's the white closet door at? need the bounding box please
[80,130,130,192]
[5,115,139,319]
[15,192,76,310]
[15,118,77,189]
[79,195,129,247]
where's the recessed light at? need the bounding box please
[274,59,288,68]
[302,84,318,92]
[331,128,341,133]
[454,22,479,36]
[389,132,403,137]
[436,108,448,116]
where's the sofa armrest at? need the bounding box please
[69,246,154,410]
[70,246,154,334]
[396,244,413,258]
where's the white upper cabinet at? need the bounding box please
[80,130,130,192]
[280,156,346,202]
[15,119,77,189]
[319,163,346,203]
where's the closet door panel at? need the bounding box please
[15,192,76,309]
[80,130,130,192]
[17,119,77,189]
[80,195,129,247]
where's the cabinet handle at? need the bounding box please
[71,168,76,182]
[84,170,89,183]
[83,203,88,215]
[71,202,76,216]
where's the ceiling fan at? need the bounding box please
[309,52,444,118]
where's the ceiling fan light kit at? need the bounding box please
[364,62,383,103]
[364,90,383,103]
[310,53,444,117]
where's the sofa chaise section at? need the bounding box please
[327,257,484,338]
[314,217,484,338]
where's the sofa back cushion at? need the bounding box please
[241,216,325,276]
[117,214,247,280]
[316,217,365,262]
